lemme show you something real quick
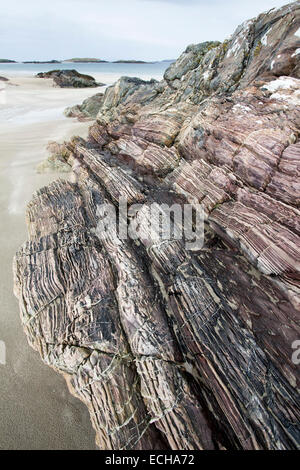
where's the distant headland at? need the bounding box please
[0,57,175,64]
[113,60,153,64]
[63,58,108,63]
[22,60,62,64]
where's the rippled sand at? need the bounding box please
[0,76,100,449]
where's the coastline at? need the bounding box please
[0,62,169,448]
[0,75,98,449]
[0,61,169,84]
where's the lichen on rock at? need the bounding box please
[36,141,71,173]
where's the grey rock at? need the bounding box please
[36,69,100,88]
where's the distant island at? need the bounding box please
[0,57,176,65]
[64,58,108,63]
[23,60,61,64]
[113,60,153,64]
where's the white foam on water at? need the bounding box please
[8,175,25,215]
[1,105,67,125]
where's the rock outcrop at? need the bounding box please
[36,69,101,88]
[36,142,72,173]
[14,2,300,450]
[64,93,105,121]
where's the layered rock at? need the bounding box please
[36,69,101,88]
[65,93,105,121]
[14,2,300,450]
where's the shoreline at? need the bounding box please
[0,62,168,449]
[0,75,97,449]
[0,62,169,85]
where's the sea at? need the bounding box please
[0,61,173,85]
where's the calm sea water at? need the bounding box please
[0,61,172,84]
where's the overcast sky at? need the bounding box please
[0,0,292,61]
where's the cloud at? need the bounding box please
[141,0,199,4]
[1,0,290,61]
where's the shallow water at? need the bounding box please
[0,80,101,124]
[0,60,171,84]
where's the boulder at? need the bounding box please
[64,93,105,120]
[36,69,101,88]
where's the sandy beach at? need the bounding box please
[0,75,99,449]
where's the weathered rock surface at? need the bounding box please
[65,93,105,121]
[36,141,72,173]
[14,2,300,450]
[36,69,101,88]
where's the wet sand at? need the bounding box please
[0,76,100,449]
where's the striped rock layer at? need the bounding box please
[14,2,300,450]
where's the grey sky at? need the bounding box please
[0,0,292,61]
